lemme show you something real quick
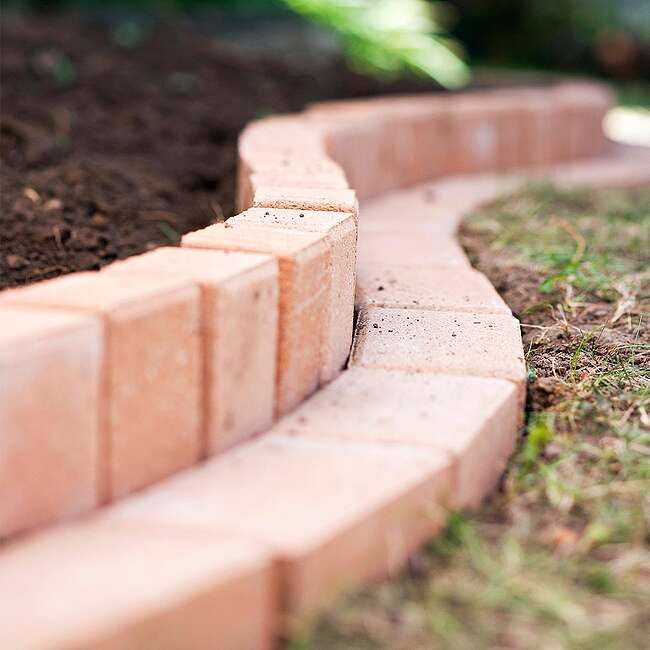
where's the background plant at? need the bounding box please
[281,0,469,88]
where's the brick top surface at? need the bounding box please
[233,207,355,231]
[106,246,276,285]
[182,223,328,259]
[105,433,450,554]
[0,304,98,345]
[352,306,526,383]
[251,186,358,212]
[273,367,517,453]
[2,271,197,313]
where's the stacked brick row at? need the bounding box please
[0,81,616,648]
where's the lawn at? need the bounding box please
[291,184,650,650]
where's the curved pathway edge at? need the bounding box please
[1,81,650,648]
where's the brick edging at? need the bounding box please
[3,80,650,648]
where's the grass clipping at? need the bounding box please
[293,184,650,650]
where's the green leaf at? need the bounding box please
[522,413,554,464]
[281,0,470,88]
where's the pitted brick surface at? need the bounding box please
[351,306,526,385]
[356,264,510,314]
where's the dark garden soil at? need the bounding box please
[1,11,434,290]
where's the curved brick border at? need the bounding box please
[2,80,650,647]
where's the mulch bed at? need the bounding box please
[1,11,433,290]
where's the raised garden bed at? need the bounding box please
[4,15,649,645]
[0,11,433,290]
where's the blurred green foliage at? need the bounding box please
[282,0,469,87]
[6,0,649,82]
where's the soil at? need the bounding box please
[1,11,435,290]
[460,218,650,422]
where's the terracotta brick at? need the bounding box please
[237,150,349,212]
[322,120,389,200]
[553,82,613,159]
[230,208,357,383]
[240,151,346,177]
[428,172,523,214]
[512,89,572,166]
[182,224,329,415]
[250,171,349,191]
[0,519,273,649]
[0,305,103,538]
[540,145,650,189]
[274,367,520,509]
[357,228,470,269]
[384,103,454,185]
[356,264,510,314]
[358,184,465,236]
[4,272,202,501]
[105,247,279,456]
[308,97,441,174]
[251,185,358,215]
[445,95,508,173]
[104,433,452,624]
[314,103,451,194]
[238,116,326,157]
[239,171,350,214]
[351,307,526,386]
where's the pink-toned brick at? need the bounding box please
[446,95,499,173]
[314,103,450,195]
[230,208,356,383]
[251,185,358,215]
[0,305,103,538]
[322,120,389,200]
[238,115,326,157]
[0,520,273,649]
[428,173,523,214]
[237,151,349,212]
[105,433,452,623]
[512,89,573,166]
[4,272,202,501]
[105,247,279,456]
[358,184,466,237]
[351,307,526,386]
[354,172,513,237]
[357,228,470,269]
[356,264,510,314]
[250,171,348,191]
[445,94,526,173]
[182,224,329,415]
[553,82,613,159]
[377,102,454,185]
[240,151,346,177]
[274,367,520,509]
[540,144,650,189]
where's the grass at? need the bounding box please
[289,184,650,649]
